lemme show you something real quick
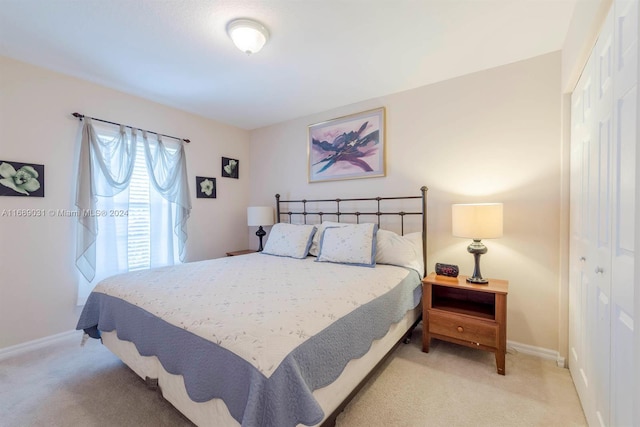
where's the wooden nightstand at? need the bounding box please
[226,249,257,256]
[422,272,509,375]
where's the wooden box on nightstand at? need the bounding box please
[422,272,509,375]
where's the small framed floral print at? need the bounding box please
[0,160,45,197]
[196,176,216,198]
[221,157,239,179]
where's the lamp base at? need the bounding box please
[466,276,489,285]
[256,226,266,252]
[466,239,489,285]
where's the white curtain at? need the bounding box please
[75,118,191,291]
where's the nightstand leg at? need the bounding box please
[495,293,507,375]
[422,284,431,353]
[422,321,430,352]
[495,350,505,375]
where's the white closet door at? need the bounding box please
[570,1,638,425]
[569,48,595,418]
[591,8,615,425]
[611,0,637,425]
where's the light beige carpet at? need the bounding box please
[336,329,586,427]
[0,325,586,427]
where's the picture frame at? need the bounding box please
[221,157,239,179]
[0,160,45,197]
[308,107,385,183]
[195,176,216,199]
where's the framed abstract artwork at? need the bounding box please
[0,160,45,197]
[308,107,385,183]
[196,176,216,199]
[221,157,239,179]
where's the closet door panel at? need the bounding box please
[612,85,637,310]
[594,7,614,287]
[612,0,637,313]
[611,0,637,425]
[569,55,595,410]
[611,309,634,426]
[591,10,615,424]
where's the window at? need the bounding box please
[76,119,190,304]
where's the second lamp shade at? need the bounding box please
[452,203,503,239]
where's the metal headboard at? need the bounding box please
[275,186,428,277]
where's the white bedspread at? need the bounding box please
[93,253,414,377]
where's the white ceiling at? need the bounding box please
[0,0,578,130]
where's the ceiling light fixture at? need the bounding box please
[226,18,269,55]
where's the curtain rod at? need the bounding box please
[72,112,190,143]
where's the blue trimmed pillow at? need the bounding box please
[308,221,348,256]
[262,223,317,259]
[316,223,378,267]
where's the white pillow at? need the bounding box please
[262,223,317,259]
[375,229,423,275]
[405,231,425,275]
[308,221,348,256]
[316,223,378,267]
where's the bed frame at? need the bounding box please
[275,186,428,426]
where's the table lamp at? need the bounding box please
[452,203,503,284]
[247,206,274,251]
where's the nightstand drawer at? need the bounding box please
[429,311,498,347]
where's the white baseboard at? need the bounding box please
[507,340,566,368]
[2,332,568,370]
[0,330,81,362]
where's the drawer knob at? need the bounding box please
[457,326,464,333]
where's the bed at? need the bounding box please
[77,187,428,427]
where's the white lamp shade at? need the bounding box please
[247,206,274,226]
[452,203,503,239]
[227,19,269,54]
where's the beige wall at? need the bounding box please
[249,52,563,352]
[0,56,250,349]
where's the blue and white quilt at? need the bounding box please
[77,253,421,427]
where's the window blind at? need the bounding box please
[127,143,151,271]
